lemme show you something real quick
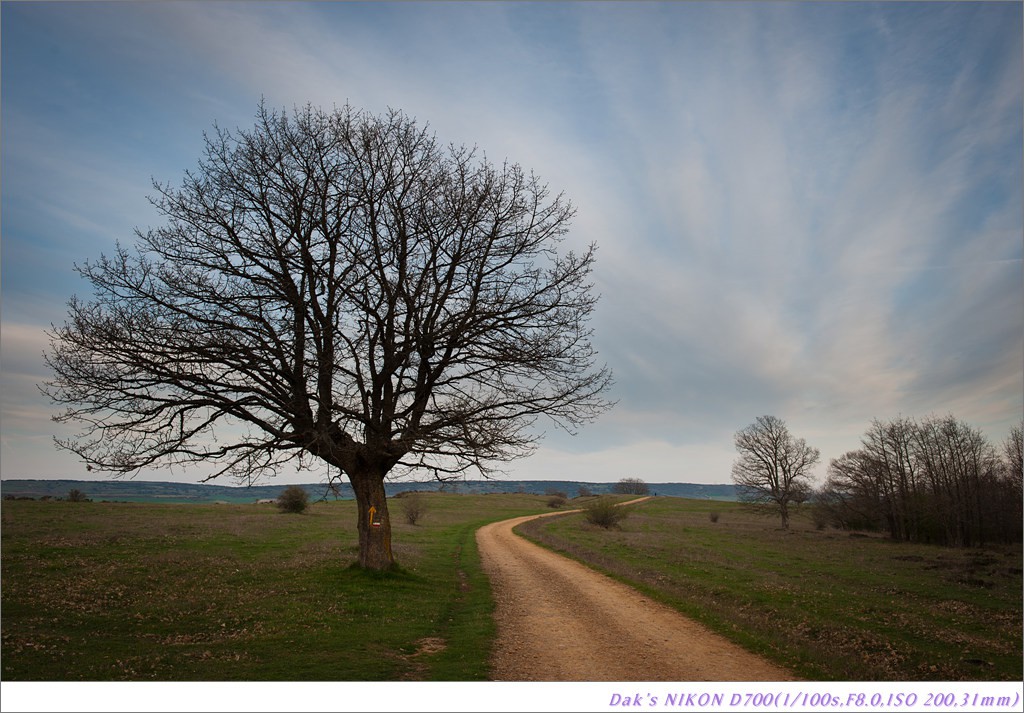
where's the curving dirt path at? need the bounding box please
[476,498,797,681]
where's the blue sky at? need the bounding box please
[2,1,1021,487]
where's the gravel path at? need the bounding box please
[476,500,797,681]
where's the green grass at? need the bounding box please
[0,493,550,681]
[515,497,1023,681]
[4,494,1020,683]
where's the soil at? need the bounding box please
[476,498,798,682]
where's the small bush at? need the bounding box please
[577,485,593,498]
[709,511,720,523]
[276,485,310,514]
[547,495,567,509]
[583,497,629,529]
[402,494,427,525]
[67,489,88,503]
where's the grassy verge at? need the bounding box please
[515,497,1022,681]
[1,493,549,681]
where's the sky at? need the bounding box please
[2,0,1022,489]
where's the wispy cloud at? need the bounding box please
[2,1,1020,485]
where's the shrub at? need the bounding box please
[709,511,720,523]
[67,489,88,502]
[547,495,567,509]
[402,494,427,525]
[276,485,310,513]
[583,496,629,529]
[577,485,593,498]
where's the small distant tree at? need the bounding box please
[544,487,569,510]
[276,485,310,514]
[583,496,629,529]
[731,415,820,529]
[612,477,649,495]
[576,485,593,498]
[400,493,427,525]
[67,488,88,502]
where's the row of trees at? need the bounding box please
[732,415,1023,547]
[818,416,1022,547]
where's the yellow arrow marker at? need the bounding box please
[368,505,377,522]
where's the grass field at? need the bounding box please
[2,494,1020,682]
[0,493,550,681]
[517,497,1023,682]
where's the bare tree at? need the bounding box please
[43,103,614,570]
[816,415,1020,546]
[611,477,649,495]
[860,417,920,540]
[818,449,887,532]
[912,415,1003,547]
[400,493,427,525]
[1002,422,1023,509]
[731,415,819,529]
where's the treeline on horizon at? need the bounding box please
[814,414,1022,547]
[0,478,736,503]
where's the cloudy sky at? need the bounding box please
[2,1,1021,488]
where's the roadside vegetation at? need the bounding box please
[1,493,549,681]
[516,496,1022,681]
[582,496,632,529]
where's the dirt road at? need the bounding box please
[476,500,797,681]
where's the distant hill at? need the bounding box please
[0,478,735,503]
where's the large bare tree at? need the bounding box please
[43,103,614,569]
[731,415,819,529]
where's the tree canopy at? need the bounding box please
[44,102,614,568]
[731,415,819,529]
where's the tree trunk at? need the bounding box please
[348,470,396,570]
[778,501,790,530]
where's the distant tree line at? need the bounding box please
[2,489,92,503]
[816,416,1022,547]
